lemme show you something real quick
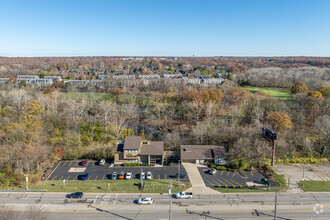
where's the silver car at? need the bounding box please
[146,172,152,180]
[126,172,132,180]
[138,197,153,205]
[99,159,106,166]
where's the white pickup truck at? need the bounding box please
[175,192,193,199]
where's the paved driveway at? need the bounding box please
[46,160,189,182]
[198,167,266,187]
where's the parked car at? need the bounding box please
[118,172,125,179]
[146,172,152,180]
[175,173,187,179]
[67,192,83,199]
[209,168,217,175]
[81,173,89,180]
[111,172,117,180]
[81,159,88,166]
[138,197,153,205]
[175,192,193,199]
[140,172,145,180]
[99,159,105,166]
[126,172,132,180]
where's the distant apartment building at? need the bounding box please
[44,76,62,81]
[34,78,54,84]
[112,75,136,80]
[138,74,160,79]
[183,77,201,84]
[0,78,10,83]
[202,78,224,84]
[161,74,182,79]
[17,75,39,83]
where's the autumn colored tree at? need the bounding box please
[266,111,292,133]
[43,87,56,95]
[53,79,64,88]
[308,91,323,99]
[8,77,17,83]
[291,81,308,94]
[318,86,330,97]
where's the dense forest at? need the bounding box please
[0,56,329,186]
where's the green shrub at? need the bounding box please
[245,167,252,171]
[231,184,235,188]
[246,184,249,188]
[209,164,216,168]
[320,158,329,163]
[123,163,140,166]
[216,166,226,171]
[217,184,221,188]
[253,185,257,188]
[227,168,234,172]
[239,185,243,188]
[224,184,228,188]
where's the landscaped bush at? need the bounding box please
[216,166,226,171]
[227,168,234,172]
[239,185,243,188]
[245,167,252,171]
[253,185,257,188]
[123,163,140,166]
[209,164,216,168]
[231,184,235,188]
[224,184,228,188]
[217,184,221,188]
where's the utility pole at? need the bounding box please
[302,164,305,187]
[271,139,276,166]
[274,190,278,220]
[169,180,172,220]
[178,160,181,185]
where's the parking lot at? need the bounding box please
[47,160,189,182]
[198,167,266,187]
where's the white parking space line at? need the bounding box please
[93,194,99,206]
[113,194,118,205]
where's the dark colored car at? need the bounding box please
[81,173,89,180]
[175,173,187,179]
[67,192,83,199]
[81,159,88,166]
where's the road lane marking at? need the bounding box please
[73,176,77,180]
[251,171,253,176]
[232,172,236,177]
[212,180,220,186]
[95,176,98,180]
[69,162,72,166]
[88,176,91,180]
[63,161,67,166]
[229,179,241,186]
[206,180,214,186]
[52,176,57,181]
[67,176,70,180]
[220,171,224,175]
[59,176,63,180]
[74,162,78,166]
[226,172,230,176]
[92,162,95,166]
[113,194,118,205]
[158,175,160,179]
[102,175,105,180]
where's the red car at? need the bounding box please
[81,160,88,166]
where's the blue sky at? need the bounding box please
[0,0,329,57]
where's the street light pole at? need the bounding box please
[169,180,172,220]
[302,164,305,187]
[178,160,181,185]
[271,139,276,166]
[274,190,278,220]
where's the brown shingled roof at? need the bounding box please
[140,141,164,155]
[180,145,225,160]
[123,136,141,150]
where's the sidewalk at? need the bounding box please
[182,163,221,194]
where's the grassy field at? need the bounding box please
[243,87,291,100]
[298,181,330,192]
[1,180,190,193]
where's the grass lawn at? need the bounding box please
[298,181,330,192]
[1,180,190,193]
[243,87,291,100]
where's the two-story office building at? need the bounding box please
[114,136,164,166]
